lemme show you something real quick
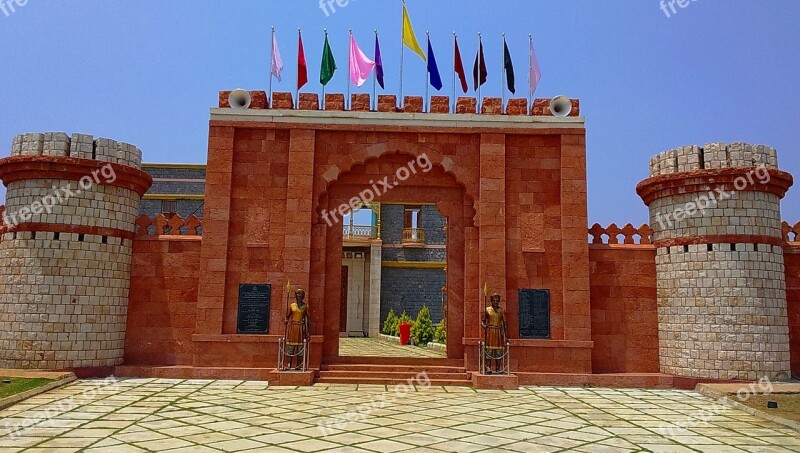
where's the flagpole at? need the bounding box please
[348,29,352,111]
[373,29,378,111]
[501,33,506,114]
[399,1,406,109]
[296,28,301,109]
[322,28,327,110]
[270,26,275,107]
[477,32,482,115]
[452,32,457,113]
[528,33,533,115]
[425,31,430,113]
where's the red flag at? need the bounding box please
[454,37,468,94]
[297,32,308,90]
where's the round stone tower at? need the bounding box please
[0,132,151,369]
[637,143,794,381]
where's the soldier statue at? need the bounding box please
[284,288,310,370]
[482,292,508,374]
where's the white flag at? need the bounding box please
[530,39,542,95]
[271,33,284,82]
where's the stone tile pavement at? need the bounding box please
[339,338,445,358]
[0,378,798,452]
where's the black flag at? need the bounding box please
[504,40,516,94]
[473,40,487,91]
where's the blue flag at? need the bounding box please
[427,37,443,91]
[375,35,384,89]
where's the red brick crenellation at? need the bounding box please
[217,91,581,116]
[589,223,653,245]
[298,93,319,110]
[784,221,800,242]
[135,214,202,236]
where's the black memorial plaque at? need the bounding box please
[518,289,550,339]
[237,284,271,334]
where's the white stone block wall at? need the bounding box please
[0,132,145,369]
[648,191,782,242]
[655,244,790,380]
[0,232,132,368]
[2,179,139,231]
[646,142,790,380]
[10,132,142,169]
[650,143,778,176]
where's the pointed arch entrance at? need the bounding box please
[313,150,475,361]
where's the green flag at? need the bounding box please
[504,40,516,94]
[320,34,337,86]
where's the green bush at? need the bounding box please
[434,318,447,344]
[382,309,398,335]
[395,311,413,337]
[411,306,435,346]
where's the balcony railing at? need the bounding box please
[401,228,426,246]
[343,224,378,242]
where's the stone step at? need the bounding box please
[316,376,473,387]
[321,364,466,374]
[325,357,464,367]
[319,371,470,380]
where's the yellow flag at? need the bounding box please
[402,5,426,61]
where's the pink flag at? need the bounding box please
[349,34,375,87]
[530,39,542,95]
[271,33,284,82]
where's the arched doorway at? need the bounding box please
[315,151,475,362]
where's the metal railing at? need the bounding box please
[401,228,426,245]
[343,224,378,242]
[478,340,511,376]
[277,337,310,372]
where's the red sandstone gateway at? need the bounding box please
[0,91,798,388]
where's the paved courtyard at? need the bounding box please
[1,378,798,452]
[339,338,446,358]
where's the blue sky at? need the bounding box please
[1,0,798,225]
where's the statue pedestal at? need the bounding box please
[270,370,316,386]
[472,373,519,390]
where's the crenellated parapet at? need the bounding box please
[217,91,581,117]
[649,142,779,175]
[588,221,800,245]
[783,221,800,243]
[135,213,203,237]
[11,132,142,168]
[588,223,653,245]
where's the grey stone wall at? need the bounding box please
[382,247,445,262]
[137,166,206,219]
[380,204,446,245]
[142,167,206,180]
[380,267,446,325]
[138,199,205,220]
[149,181,206,195]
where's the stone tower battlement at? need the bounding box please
[11,132,142,168]
[638,142,794,381]
[0,132,151,370]
[649,142,778,176]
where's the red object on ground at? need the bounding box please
[399,323,412,346]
